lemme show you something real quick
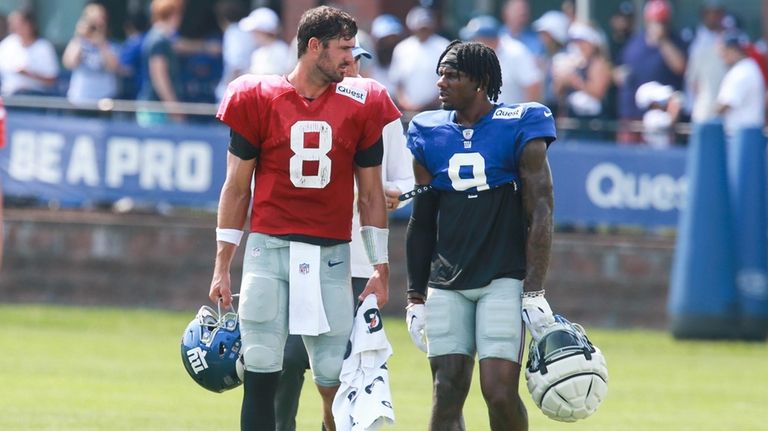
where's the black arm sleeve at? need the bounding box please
[228,129,259,160]
[406,186,439,296]
[354,138,384,167]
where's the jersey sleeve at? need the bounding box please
[216,75,261,148]
[716,70,742,108]
[406,117,427,168]
[515,103,557,160]
[360,82,401,151]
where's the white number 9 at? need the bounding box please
[448,152,489,191]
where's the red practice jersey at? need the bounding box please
[217,75,401,242]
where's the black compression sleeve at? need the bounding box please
[406,186,439,297]
[228,129,259,160]
[241,371,280,431]
[354,138,384,167]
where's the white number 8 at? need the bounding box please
[290,121,333,188]
[448,153,490,191]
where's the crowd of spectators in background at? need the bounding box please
[0,0,766,145]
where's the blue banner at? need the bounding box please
[0,113,229,209]
[549,142,687,228]
[0,113,688,228]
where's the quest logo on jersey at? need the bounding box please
[492,106,524,120]
[336,84,368,104]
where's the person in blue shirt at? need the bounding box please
[405,40,558,431]
[118,10,149,100]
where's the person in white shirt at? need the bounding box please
[370,14,405,96]
[716,31,766,137]
[685,1,727,123]
[459,15,542,104]
[0,8,59,96]
[62,3,120,106]
[389,6,450,112]
[273,40,413,431]
[240,7,290,76]
[214,0,255,101]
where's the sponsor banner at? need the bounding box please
[549,143,687,227]
[0,113,687,228]
[0,113,229,208]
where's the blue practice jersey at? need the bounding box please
[407,102,556,193]
[406,102,557,291]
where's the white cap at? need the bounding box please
[532,11,569,45]
[406,7,435,31]
[371,14,404,39]
[352,38,372,60]
[239,7,279,35]
[635,81,674,110]
[568,22,602,46]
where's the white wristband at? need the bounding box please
[216,228,244,246]
[360,226,389,265]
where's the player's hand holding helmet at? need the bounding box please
[525,315,608,422]
[522,289,557,341]
[405,302,428,353]
[180,298,243,393]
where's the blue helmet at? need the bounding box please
[181,304,243,393]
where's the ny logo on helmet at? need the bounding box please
[186,347,209,374]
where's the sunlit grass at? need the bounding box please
[2,305,766,430]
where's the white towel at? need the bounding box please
[333,294,395,431]
[288,242,330,336]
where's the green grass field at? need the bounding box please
[2,304,767,431]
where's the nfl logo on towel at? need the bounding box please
[299,263,310,275]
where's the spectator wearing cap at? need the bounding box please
[615,0,686,144]
[214,0,254,101]
[635,80,682,148]
[500,0,545,58]
[370,14,404,95]
[460,14,541,104]
[685,0,727,123]
[241,7,290,76]
[716,31,765,137]
[531,10,570,114]
[553,21,613,137]
[389,6,449,112]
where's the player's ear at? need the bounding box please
[307,37,321,54]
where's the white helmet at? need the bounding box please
[525,316,608,422]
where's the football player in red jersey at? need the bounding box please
[208,6,400,431]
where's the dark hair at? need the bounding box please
[296,6,357,58]
[215,0,246,24]
[436,40,503,102]
[126,9,149,33]
[14,7,39,38]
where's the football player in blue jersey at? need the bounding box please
[404,40,558,430]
